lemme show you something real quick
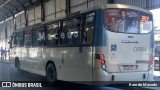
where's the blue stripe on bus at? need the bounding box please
[150,30,154,48]
[94,9,107,46]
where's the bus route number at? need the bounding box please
[141,16,149,22]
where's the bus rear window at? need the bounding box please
[105,8,153,34]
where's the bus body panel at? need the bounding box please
[10,46,93,81]
[94,69,152,81]
[42,47,93,81]
[106,32,152,72]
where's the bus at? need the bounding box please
[9,4,154,85]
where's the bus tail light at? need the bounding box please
[150,55,154,65]
[99,54,105,65]
[148,55,154,70]
[100,59,106,65]
[99,54,106,70]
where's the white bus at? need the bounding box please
[9,4,154,85]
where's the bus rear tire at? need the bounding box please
[46,63,57,85]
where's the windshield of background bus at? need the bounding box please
[105,8,153,34]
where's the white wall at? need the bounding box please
[70,0,107,13]
[44,0,66,21]
[15,11,25,29]
[56,0,66,18]
[45,0,56,20]
[27,5,42,26]
[6,17,14,38]
[35,6,41,24]
[70,0,88,13]
[0,21,5,39]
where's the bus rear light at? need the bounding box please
[150,56,154,65]
[100,59,106,65]
[98,54,107,70]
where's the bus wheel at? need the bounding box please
[16,60,21,72]
[46,63,57,84]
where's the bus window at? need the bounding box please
[84,13,95,45]
[24,29,32,47]
[46,22,59,46]
[17,31,24,47]
[32,26,44,47]
[61,21,68,45]
[32,30,42,47]
[61,18,80,46]
[140,12,153,33]
[105,8,153,34]
[10,36,17,48]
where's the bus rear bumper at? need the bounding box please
[94,69,154,82]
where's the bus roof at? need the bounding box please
[105,4,152,15]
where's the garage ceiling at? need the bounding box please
[0,0,160,22]
[0,0,41,21]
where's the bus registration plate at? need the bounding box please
[123,65,135,70]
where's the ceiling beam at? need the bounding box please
[108,0,114,4]
[16,0,26,10]
[7,2,18,12]
[28,0,33,5]
[66,0,70,15]
[0,8,10,17]
[3,5,14,15]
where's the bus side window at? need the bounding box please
[32,27,44,47]
[24,29,32,47]
[17,31,24,47]
[33,30,40,47]
[61,18,80,46]
[61,21,68,46]
[10,36,17,48]
[84,13,95,45]
[13,37,17,47]
[70,18,80,46]
[46,22,59,46]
